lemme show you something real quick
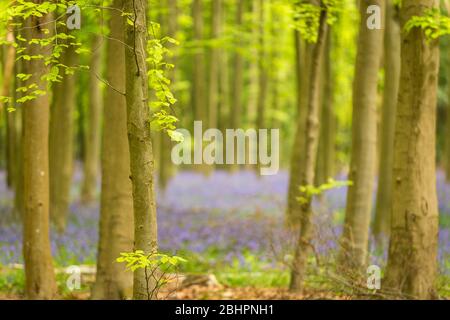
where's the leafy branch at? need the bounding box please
[116,250,187,300]
[404,8,450,40]
[297,178,353,205]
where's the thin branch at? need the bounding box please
[91,71,126,96]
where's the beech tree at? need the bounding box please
[21,0,57,299]
[123,0,158,300]
[91,0,133,299]
[290,0,328,292]
[208,0,221,131]
[286,2,313,227]
[81,35,103,203]
[2,28,16,189]
[373,0,401,243]
[339,0,384,273]
[49,43,77,232]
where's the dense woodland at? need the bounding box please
[0,0,449,300]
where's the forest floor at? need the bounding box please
[0,287,349,300]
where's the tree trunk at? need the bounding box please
[49,44,77,233]
[22,6,57,299]
[373,0,401,243]
[2,29,16,189]
[446,0,450,183]
[289,2,328,292]
[91,0,134,299]
[286,30,313,227]
[158,0,178,191]
[219,55,230,132]
[81,35,103,203]
[218,17,230,169]
[208,0,221,131]
[231,0,244,131]
[124,0,158,300]
[13,56,23,219]
[246,0,260,129]
[447,83,450,182]
[339,0,384,273]
[255,0,268,174]
[256,0,267,133]
[384,0,439,300]
[230,0,244,171]
[191,0,208,173]
[315,30,335,186]
[192,0,206,124]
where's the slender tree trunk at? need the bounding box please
[219,2,230,131]
[218,18,230,169]
[0,114,4,170]
[49,44,77,232]
[246,0,259,129]
[267,0,279,161]
[208,0,221,131]
[124,0,158,300]
[192,0,206,124]
[446,1,450,183]
[373,0,401,243]
[231,0,244,132]
[339,0,384,273]
[6,106,16,189]
[315,30,335,186]
[158,0,178,191]
[286,30,312,227]
[191,0,208,173]
[81,35,103,203]
[447,81,450,182]
[22,6,57,299]
[13,57,23,219]
[230,0,244,171]
[91,0,134,299]
[384,0,439,300]
[255,0,268,174]
[256,0,267,133]
[289,2,328,292]
[2,29,16,189]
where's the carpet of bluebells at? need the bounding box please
[0,167,449,276]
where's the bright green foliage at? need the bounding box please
[116,250,187,272]
[292,0,342,43]
[147,22,182,142]
[393,0,402,8]
[405,8,450,40]
[0,0,181,139]
[297,178,353,205]
[116,250,187,299]
[0,0,86,110]
[323,0,343,25]
[292,2,322,43]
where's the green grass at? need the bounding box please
[217,271,289,288]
